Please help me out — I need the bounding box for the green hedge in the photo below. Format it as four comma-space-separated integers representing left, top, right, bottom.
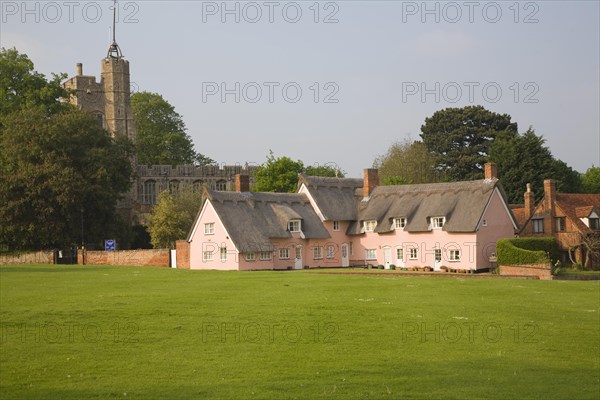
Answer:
497, 237, 558, 266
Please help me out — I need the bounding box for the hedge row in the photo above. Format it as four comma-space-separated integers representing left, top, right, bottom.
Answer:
497, 237, 558, 266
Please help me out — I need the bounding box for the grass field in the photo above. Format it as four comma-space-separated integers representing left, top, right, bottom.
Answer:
1, 265, 599, 399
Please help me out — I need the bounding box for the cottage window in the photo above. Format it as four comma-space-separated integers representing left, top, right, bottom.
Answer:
532, 218, 544, 233
590, 218, 599, 230
279, 248, 290, 259
204, 223, 215, 235
327, 245, 335, 259
203, 251, 213, 262
142, 180, 156, 205
394, 218, 407, 229
431, 217, 445, 229
260, 251, 272, 261
449, 250, 461, 262
245, 253, 256, 261
313, 246, 323, 260
409, 248, 418, 260
365, 249, 377, 260
333, 221, 340, 231
556, 217, 566, 232
364, 220, 377, 232
220, 247, 227, 262
288, 220, 301, 232
396, 247, 404, 261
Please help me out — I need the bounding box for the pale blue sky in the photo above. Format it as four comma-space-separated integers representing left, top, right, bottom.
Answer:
2, 1, 599, 177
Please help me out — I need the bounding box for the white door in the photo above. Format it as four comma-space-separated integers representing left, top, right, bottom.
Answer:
383, 247, 392, 269
341, 244, 349, 267
295, 246, 303, 270
396, 247, 405, 268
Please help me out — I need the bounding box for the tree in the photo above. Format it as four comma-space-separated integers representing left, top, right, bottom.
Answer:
0, 47, 69, 118
374, 139, 439, 185
305, 164, 345, 178
253, 151, 305, 192
581, 166, 600, 194
420, 106, 518, 181
489, 128, 582, 203
131, 91, 213, 165
146, 187, 202, 249
0, 107, 133, 250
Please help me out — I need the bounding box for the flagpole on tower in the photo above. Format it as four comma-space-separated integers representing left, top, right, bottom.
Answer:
107, 0, 123, 58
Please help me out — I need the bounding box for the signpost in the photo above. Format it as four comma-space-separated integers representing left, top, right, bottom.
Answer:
105, 239, 116, 251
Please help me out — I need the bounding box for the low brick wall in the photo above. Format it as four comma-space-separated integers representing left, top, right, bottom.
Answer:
499, 263, 552, 280
0, 251, 55, 265
81, 249, 170, 267
175, 241, 190, 269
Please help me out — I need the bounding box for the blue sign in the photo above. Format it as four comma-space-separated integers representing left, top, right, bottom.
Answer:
105, 239, 116, 251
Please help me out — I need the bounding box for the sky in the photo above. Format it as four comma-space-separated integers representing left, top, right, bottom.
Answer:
1, 0, 599, 178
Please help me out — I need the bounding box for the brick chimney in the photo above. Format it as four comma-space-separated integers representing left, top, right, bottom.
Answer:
235, 174, 250, 193
544, 179, 556, 234
363, 169, 379, 198
524, 183, 535, 220
484, 162, 497, 180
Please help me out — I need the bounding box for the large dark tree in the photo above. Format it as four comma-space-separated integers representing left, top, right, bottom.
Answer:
489, 129, 582, 203
131, 91, 213, 165
0, 108, 133, 250
420, 106, 518, 181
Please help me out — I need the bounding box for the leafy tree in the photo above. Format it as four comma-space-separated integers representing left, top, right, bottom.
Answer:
0, 47, 69, 118
147, 187, 202, 249
489, 128, 581, 203
0, 107, 133, 250
581, 166, 600, 194
420, 105, 518, 181
374, 139, 439, 185
253, 151, 305, 192
305, 164, 345, 178
131, 91, 213, 165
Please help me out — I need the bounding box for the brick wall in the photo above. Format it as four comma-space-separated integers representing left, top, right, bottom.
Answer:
499, 263, 552, 280
175, 241, 190, 269
0, 251, 55, 265
81, 249, 170, 267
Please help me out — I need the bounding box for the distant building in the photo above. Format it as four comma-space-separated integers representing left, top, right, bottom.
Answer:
185, 163, 518, 271
63, 39, 256, 225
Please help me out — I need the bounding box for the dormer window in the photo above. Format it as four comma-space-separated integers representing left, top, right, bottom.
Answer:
431, 217, 445, 229
288, 219, 302, 232
394, 218, 407, 230
590, 218, 599, 230
364, 220, 377, 232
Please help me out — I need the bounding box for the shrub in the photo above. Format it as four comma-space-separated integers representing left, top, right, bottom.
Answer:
497, 237, 558, 266
389, 264, 396, 270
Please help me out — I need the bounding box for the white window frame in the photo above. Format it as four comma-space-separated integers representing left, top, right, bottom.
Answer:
396, 247, 403, 261
220, 247, 227, 262
279, 248, 290, 260
409, 248, 418, 260
204, 223, 215, 235
431, 217, 445, 229
532, 218, 544, 233
449, 249, 461, 262
245, 253, 256, 261
394, 218, 407, 230
326, 245, 335, 259
288, 220, 301, 232
260, 251, 272, 261
203, 250, 213, 262
333, 221, 340, 231
364, 220, 377, 232
313, 246, 323, 260
365, 249, 377, 260
434, 248, 442, 262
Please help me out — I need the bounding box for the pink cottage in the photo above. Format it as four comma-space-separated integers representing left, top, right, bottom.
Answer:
186, 163, 517, 271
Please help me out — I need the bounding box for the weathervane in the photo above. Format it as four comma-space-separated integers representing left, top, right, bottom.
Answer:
107, 0, 123, 59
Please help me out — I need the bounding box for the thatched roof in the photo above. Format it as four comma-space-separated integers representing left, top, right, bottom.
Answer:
347, 179, 505, 234
298, 174, 364, 221
200, 189, 330, 253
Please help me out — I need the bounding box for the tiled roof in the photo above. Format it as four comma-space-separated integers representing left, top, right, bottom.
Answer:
555, 194, 600, 233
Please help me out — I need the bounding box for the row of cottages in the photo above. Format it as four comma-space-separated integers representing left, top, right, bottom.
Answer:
187, 163, 518, 271
512, 180, 600, 267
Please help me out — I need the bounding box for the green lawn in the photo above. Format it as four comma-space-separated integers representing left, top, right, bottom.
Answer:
1, 265, 598, 399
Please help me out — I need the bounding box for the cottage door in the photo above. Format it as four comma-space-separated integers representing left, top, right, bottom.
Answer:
383, 247, 392, 269
295, 245, 303, 270
341, 244, 349, 267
